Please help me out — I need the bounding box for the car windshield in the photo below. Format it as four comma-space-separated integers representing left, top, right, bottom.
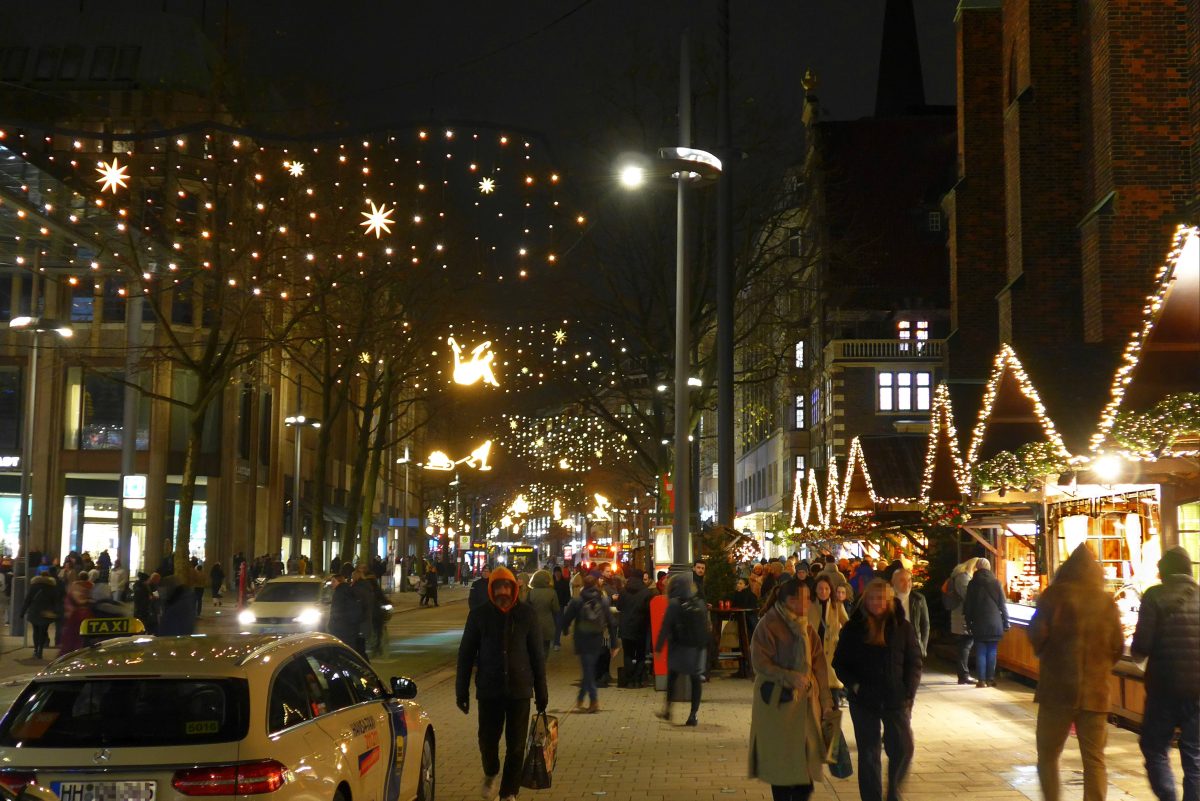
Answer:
0, 678, 249, 748
255, 582, 321, 603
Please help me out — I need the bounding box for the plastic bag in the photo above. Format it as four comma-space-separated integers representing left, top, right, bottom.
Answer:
520, 712, 559, 790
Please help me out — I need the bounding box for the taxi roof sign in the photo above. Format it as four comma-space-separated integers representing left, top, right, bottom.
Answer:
81, 617, 145, 637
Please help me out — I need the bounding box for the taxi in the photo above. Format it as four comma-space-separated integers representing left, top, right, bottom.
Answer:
0, 633, 435, 801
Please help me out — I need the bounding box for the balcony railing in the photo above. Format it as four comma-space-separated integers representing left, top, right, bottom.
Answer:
825, 338, 945, 361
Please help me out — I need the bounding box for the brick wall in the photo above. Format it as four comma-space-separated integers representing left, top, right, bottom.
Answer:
947, 3, 1006, 379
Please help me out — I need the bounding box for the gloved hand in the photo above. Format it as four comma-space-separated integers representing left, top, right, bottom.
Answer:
536, 699, 547, 715
456, 697, 470, 715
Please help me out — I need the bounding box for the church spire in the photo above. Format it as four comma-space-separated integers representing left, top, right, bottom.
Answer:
875, 0, 926, 117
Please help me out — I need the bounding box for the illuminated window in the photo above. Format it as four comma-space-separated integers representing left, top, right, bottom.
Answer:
810, 388, 819, 427
794, 340, 805, 369
794, 394, 806, 430
795, 455, 806, 474
878, 371, 932, 412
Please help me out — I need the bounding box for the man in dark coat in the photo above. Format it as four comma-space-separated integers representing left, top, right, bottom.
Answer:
615, 572, 651, 687
654, 575, 707, 726
963, 558, 1008, 687
351, 569, 376, 659
456, 566, 547, 801
327, 565, 363, 652
469, 565, 493, 611
1131, 545, 1199, 801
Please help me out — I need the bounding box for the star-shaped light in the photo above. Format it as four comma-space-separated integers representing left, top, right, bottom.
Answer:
509, 419, 519, 430
360, 201, 395, 238
285, 160, 305, 177
96, 159, 129, 193
479, 177, 496, 194
553, 329, 566, 345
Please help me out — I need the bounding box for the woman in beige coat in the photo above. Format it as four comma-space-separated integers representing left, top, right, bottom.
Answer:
750, 579, 834, 801
808, 574, 850, 702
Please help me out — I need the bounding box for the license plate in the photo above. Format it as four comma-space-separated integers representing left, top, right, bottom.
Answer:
51, 781, 156, 801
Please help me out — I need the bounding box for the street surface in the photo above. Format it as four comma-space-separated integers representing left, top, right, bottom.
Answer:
0, 587, 1174, 801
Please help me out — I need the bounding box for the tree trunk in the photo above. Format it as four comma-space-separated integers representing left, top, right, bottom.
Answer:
174, 408, 207, 577
339, 402, 374, 560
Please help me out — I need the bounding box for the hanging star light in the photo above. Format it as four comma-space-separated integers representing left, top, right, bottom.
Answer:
285, 160, 305, 177
553, 329, 566, 345
479, 177, 496, 194
360, 200, 395, 238
95, 158, 129, 193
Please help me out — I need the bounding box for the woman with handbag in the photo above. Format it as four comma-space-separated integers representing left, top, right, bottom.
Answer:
749, 579, 835, 801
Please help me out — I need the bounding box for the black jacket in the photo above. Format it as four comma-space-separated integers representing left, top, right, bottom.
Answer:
963, 568, 1009, 642
1131, 574, 1199, 700
615, 577, 650, 641
327, 582, 363, 645
456, 600, 548, 707
21, 575, 59, 623
554, 574, 572, 607
832, 605, 922, 711
468, 576, 490, 610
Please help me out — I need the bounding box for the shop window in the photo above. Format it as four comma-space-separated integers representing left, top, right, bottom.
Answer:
65, 368, 149, 450
878, 371, 932, 412
0, 368, 19, 451
71, 283, 95, 322
1179, 502, 1200, 580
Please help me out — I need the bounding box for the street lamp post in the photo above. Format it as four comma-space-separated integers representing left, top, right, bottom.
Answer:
8, 316, 72, 638
396, 447, 412, 589
284, 415, 320, 565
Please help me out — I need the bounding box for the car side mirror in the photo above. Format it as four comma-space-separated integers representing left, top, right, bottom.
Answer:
391, 676, 417, 699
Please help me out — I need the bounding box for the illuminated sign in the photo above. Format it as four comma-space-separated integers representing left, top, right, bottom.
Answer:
448, 337, 500, 387
122, 474, 148, 511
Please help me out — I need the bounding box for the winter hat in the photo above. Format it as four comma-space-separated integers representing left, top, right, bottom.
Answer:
1159, 546, 1193, 578
487, 566, 518, 609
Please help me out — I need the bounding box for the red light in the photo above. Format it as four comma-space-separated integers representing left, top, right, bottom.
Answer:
173, 761, 286, 796
0, 771, 35, 794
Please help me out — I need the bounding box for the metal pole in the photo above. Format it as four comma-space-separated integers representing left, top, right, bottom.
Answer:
671, 30, 693, 573
403, 453, 410, 586
715, 0, 736, 530
10, 332, 39, 638
118, 284, 143, 574
291, 425, 302, 565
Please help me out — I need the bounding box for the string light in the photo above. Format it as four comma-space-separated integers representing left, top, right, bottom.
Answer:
965, 344, 1071, 469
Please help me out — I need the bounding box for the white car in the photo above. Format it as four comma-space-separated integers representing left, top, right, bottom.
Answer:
0, 633, 435, 801
238, 576, 333, 634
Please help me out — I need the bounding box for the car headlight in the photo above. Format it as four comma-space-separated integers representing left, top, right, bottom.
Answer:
382, 604, 393, 612
294, 607, 321, 627
238, 609, 257, 626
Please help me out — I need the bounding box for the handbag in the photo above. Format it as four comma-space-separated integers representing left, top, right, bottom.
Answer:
520, 712, 559, 790
822, 709, 853, 779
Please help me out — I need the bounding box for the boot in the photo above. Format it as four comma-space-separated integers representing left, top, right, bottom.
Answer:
587, 700, 600, 714
655, 703, 671, 722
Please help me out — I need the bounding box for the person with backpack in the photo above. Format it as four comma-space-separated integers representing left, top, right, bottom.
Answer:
654, 573, 709, 726
943, 557, 979, 684
616, 570, 652, 687
562, 574, 618, 712
963, 558, 1008, 688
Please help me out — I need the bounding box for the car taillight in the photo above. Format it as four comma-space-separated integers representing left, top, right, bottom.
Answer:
173, 760, 286, 796
0, 770, 35, 793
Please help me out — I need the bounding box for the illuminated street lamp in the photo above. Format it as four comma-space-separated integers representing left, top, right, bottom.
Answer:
8, 317, 72, 637
284, 415, 321, 559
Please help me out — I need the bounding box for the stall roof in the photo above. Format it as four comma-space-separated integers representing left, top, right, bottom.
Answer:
965, 344, 1073, 466
858, 434, 926, 502
921, 383, 969, 502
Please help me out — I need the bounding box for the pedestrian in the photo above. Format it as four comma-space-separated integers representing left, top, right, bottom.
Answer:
835, 583, 853, 616
526, 569, 560, 656
455, 566, 548, 801
691, 560, 707, 600
469, 565, 493, 611
654, 574, 708, 726
553, 565, 572, 650
750, 578, 835, 801
749, 563, 765, 598
1130, 545, 1199, 801
849, 558, 876, 597
945, 556, 979, 684
1027, 544, 1124, 801
616, 570, 652, 687
891, 569, 930, 657
22, 569, 60, 659
363, 571, 390, 657
730, 577, 759, 622
761, 561, 782, 600
808, 574, 849, 705
351, 568, 376, 659
327, 564, 364, 652
210, 561, 225, 607
158, 574, 198, 636
59, 579, 94, 656
963, 558, 1008, 687
655, 569, 668, 595
561, 574, 618, 712
832, 578, 922, 801
132, 572, 158, 633
109, 559, 129, 603
421, 561, 440, 607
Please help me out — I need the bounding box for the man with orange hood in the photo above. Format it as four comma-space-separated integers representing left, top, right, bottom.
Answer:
456, 565, 548, 801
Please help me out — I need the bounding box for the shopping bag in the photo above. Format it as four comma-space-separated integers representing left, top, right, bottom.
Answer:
520, 712, 559, 790
830, 733, 853, 779
822, 709, 853, 779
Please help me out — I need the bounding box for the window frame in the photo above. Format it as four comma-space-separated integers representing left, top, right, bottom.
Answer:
876, 370, 933, 413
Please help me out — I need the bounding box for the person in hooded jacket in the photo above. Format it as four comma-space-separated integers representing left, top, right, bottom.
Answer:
526, 569, 560, 656
456, 566, 548, 801
1027, 544, 1124, 801
22, 570, 61, 659
832, 578, 922, 801
654, 574, 707, 726
946, 557, 979, 684
1130, 545, 1199, 801
469, 565, 493, 611
562, 574, 619, 712
616, 571, 652, 687
327, 564, 364, 651
963, 558, 1008, 687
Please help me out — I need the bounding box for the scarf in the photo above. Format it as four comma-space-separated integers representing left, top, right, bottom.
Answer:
774, 601, 811, 676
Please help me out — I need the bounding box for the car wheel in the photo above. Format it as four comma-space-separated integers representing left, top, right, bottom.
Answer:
332, 788, 348, 801
417, 734, 435, 801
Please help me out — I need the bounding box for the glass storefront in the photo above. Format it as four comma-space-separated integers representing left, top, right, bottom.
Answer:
1001, 522, 1041, 607
60, 497, 147, 575
1179, 501, 1200, 579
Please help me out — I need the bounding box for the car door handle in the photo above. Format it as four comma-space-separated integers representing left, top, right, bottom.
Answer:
340, 730, 351, 739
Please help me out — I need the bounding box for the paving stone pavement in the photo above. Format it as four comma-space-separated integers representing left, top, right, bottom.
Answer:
415, 636, 1171, 801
